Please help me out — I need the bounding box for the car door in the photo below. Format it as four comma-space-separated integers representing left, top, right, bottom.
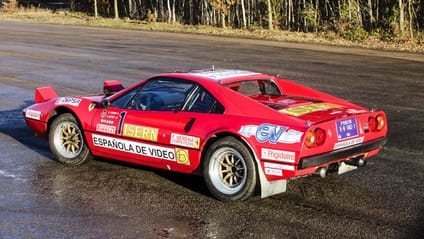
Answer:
90, 77, 201, 165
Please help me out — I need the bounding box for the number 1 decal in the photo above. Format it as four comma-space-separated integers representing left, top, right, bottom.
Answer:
117, 111, 127, 135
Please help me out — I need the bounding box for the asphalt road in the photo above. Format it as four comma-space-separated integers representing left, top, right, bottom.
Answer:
0, 21, 423, 239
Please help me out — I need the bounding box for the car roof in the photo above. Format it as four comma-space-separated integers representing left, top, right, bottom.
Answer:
156, 69, 273, 85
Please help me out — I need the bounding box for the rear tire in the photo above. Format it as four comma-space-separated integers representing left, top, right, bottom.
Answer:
203, 136, 257, 202
49, 113, 92, 166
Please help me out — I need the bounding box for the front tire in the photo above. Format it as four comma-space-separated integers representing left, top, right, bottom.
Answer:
203, 136, 257, 202
49, 113, 92, 166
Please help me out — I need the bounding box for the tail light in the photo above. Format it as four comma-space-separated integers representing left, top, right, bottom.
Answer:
368, 117, 378, 132
376, 115, 385, 131
369, 114, 385, 132
305, 128, 326, 148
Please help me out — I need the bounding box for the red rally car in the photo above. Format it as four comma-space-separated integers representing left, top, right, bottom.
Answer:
23, 69, 387, 201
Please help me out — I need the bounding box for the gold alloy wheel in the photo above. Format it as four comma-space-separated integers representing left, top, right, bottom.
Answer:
209, 147, 247, 195
53, 122, 83, 158
61, 123, 81, 154
220, 153, 245, 188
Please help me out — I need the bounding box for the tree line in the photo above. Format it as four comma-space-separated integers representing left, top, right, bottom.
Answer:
12, 0, 424, 41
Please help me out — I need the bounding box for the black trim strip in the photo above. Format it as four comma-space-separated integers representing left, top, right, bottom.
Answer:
298, 137, 387, 169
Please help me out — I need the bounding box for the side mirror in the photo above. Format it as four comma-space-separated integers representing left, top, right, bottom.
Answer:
103, 80, 124, 97
101, 98, 111, 108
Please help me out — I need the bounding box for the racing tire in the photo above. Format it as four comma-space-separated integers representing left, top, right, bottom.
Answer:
203, 136, 257, 202
49, 113, 93, 166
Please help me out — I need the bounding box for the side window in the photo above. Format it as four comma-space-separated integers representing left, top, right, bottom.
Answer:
118, 77, 195, 111
110, 88, 138, 108
259, 80, 281, 96
184, 86, 224, 114
226, 79, 281, 96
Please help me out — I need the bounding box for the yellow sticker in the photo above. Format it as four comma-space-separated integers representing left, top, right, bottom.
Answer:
123, 124, 158, 141
176, 148, 190, 165
88, 103, 96, 112
279, 103, 341, 116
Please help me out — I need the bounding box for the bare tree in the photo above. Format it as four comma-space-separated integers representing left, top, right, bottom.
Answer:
267, 0, 273, 30
114, 0, 119, 19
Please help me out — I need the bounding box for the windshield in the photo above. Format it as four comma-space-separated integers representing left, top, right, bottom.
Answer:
225, 79, 281, 97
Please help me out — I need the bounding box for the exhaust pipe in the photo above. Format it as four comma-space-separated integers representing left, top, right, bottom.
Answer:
317, 167, 327, 178
345, 157, 366, 167
316, 163, 340, 178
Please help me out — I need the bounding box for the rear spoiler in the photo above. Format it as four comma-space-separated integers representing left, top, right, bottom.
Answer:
103, 80, 124, 96
35, 86, 58, 103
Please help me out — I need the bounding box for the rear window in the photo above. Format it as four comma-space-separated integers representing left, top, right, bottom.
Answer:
225, 79, 281, 96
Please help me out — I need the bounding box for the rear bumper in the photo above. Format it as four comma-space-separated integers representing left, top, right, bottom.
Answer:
298, 137, 387, 169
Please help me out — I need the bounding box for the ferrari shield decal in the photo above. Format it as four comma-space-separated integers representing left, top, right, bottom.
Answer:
239, 124, 303, 144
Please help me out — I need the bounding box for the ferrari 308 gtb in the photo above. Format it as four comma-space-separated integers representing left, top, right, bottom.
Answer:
23, 69, 387, 201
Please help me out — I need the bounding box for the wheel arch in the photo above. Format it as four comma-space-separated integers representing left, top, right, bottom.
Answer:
201, 131, 288, 199
47, 107, 76, 133
200, 131, 262, 196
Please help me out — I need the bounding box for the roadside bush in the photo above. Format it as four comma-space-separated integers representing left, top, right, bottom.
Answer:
1, 0, 17, 12
340, 23, 369, 42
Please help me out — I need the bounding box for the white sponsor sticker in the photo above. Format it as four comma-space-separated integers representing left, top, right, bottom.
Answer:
261, 148, 296, 163
264, 162, 295, 171
334, 136, 364, 150
92, 134, 176, 161
191, 70, 260, 80
55, 97, 82, 106
25, 110, 41, 120
264, 168, 283, 176
170, 133, 200, 149
96, 124, 116, 134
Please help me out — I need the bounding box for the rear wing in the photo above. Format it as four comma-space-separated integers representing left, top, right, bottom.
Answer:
35, 86, 58, 103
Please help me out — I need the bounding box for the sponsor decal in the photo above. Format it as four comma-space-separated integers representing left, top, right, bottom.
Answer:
88, 103, 96, 112
278, 99, 296, 105
101, 110, 120, 120
176, 148, 190, 165
191, 70, 259, 80
264, 168, 283, 176
261, 148, 296, 163
117, 112, 127, 135
334, 136, 364, 150
239, 124, 303, 144
123, 124, 158, 141
25, 109, 41, 120
92, 134, 175, 161
170, 133, 200, 149
55, 97, 81, 107
96, 124, 116, 134
346, 108, 368, 114
264, 162, 295, 171
101, 119, 114, 125
279, 103, 341, 117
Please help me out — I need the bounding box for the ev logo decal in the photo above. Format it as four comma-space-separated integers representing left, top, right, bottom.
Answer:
239, 124, 303, 144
